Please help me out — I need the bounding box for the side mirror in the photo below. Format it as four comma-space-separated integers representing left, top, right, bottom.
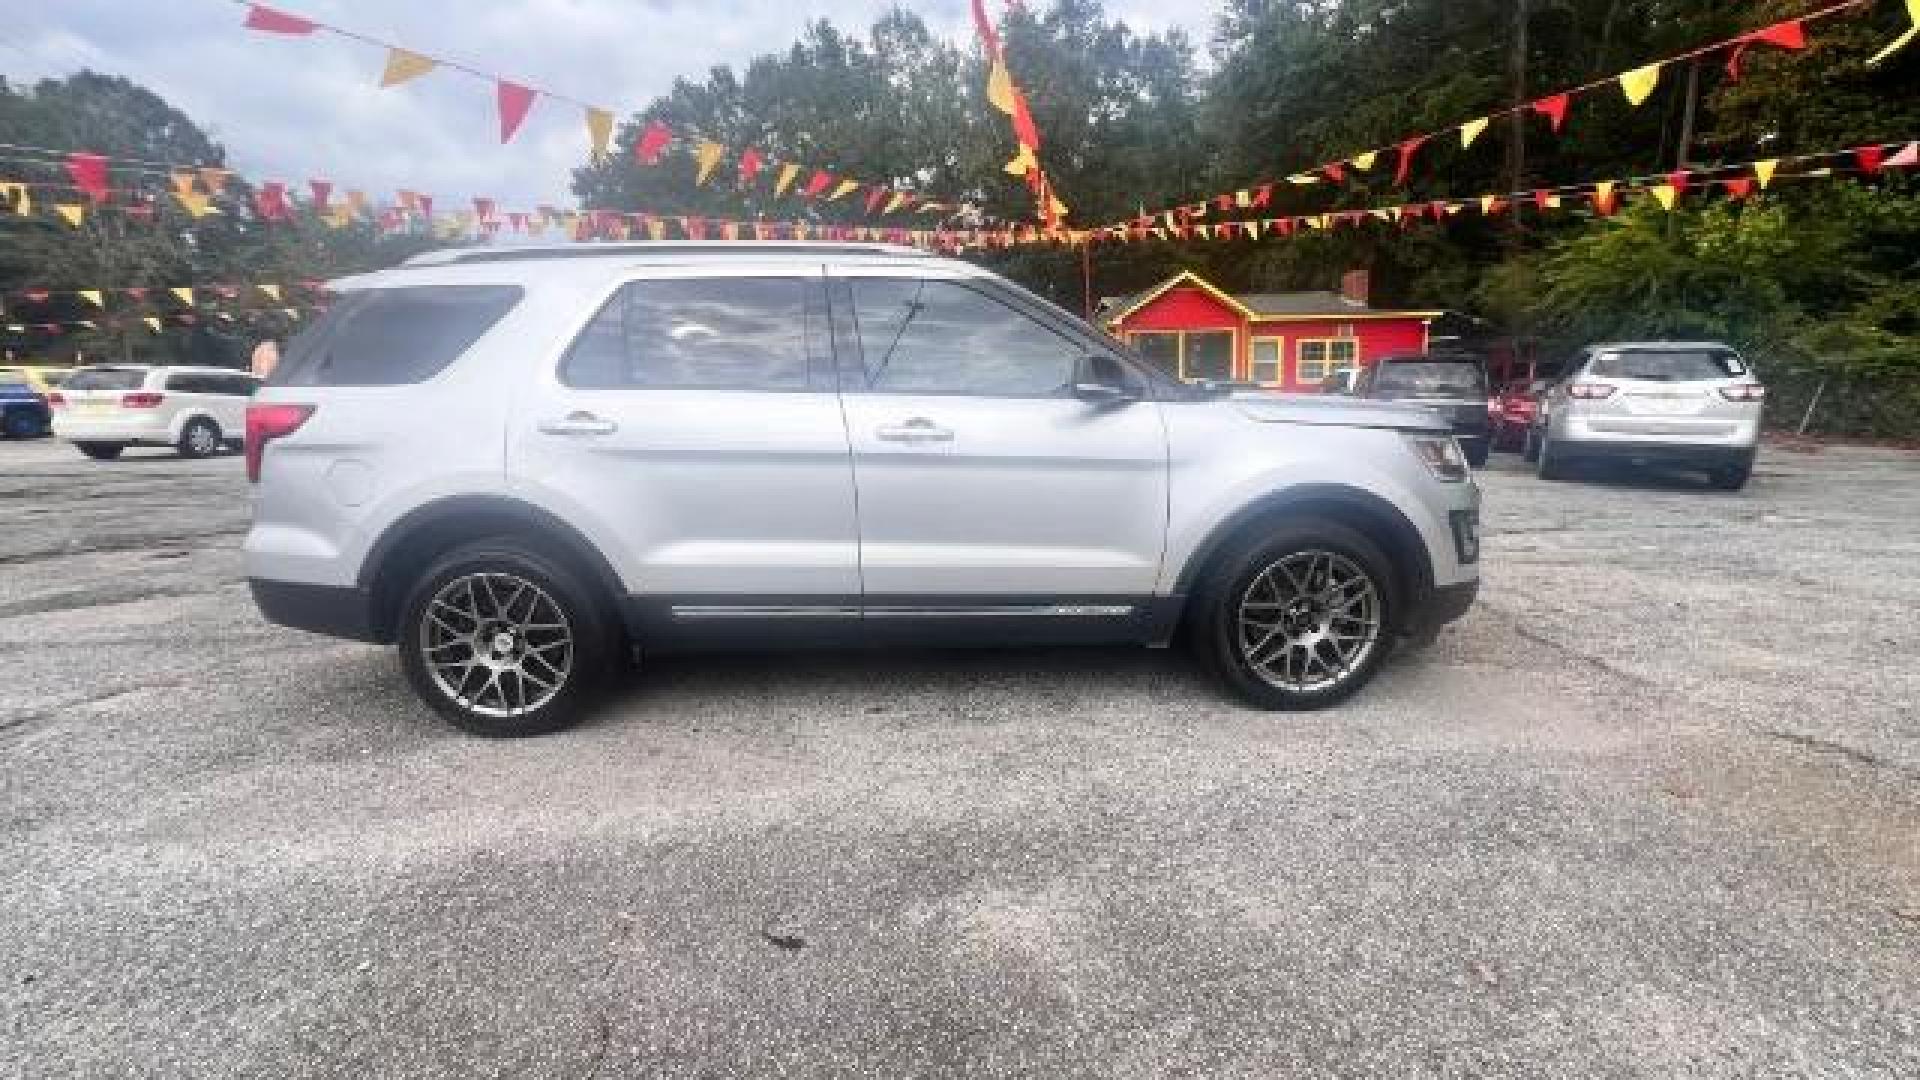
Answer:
1071, 354, 1137, 405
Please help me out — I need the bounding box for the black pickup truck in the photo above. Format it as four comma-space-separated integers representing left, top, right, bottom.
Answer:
1348, 352, 1492, 467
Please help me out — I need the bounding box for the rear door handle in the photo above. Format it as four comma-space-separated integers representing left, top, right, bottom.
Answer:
875, 417, 953, 444
539, 412, 618, 437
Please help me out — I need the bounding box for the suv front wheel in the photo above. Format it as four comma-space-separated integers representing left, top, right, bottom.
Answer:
1194, 519, 1396, 710
398, 541, 614, 737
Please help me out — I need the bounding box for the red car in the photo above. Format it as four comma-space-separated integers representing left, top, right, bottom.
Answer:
1490, 379, 1551, 451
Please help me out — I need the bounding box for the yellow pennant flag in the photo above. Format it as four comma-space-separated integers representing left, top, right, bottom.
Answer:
171, 171, 197, 199
143, 317, 161, 334
645, 218, 666, 241
346, 189, 368, 213
1350, 151, 1377, 172
56, 203, 84, 228
1287, 173, 1318, 185
176, 189, 212, 217
1004, 144, 1038, 176
380, 48, 438, 88
1371, 208, 1394, 222
324, 206, 352, 229
79, 290, 103, 308
773, 162, 800, 197
259, 284, 282, 302
1460, 117, 1490, 148
1235, 190, 1252, 208
1754, 159, 1779, 189
1651, 184, 1679, 211
793, 221, 811, 241
1048, 195, 1069, 220
986, 58, 1017, 115
585, 108, 614, 162
171, 287, 194, 306
829, 179, 860, 201
1619, 63, 1662, 107
1869, 0, 1919, 65
1540, 194, 1563, 210
883, 191, 908, 215
694, 141, 725, 185
719, 221, 738, 241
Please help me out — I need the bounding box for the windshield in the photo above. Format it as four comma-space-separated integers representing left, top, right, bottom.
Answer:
64, 367, 147, 391
1374, 361, 1486, 398
1590, 349, 1746, 382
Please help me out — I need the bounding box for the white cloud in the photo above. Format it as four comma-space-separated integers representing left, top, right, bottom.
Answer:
6, 0, 1210, 208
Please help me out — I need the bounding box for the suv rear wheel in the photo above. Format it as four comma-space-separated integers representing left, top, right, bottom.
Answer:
1194, 519, 1396, 710
397, 541, 614, 737
178, 417, 222, 459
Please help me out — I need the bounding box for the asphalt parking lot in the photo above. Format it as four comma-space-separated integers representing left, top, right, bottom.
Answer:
3, 436, 1917, 1079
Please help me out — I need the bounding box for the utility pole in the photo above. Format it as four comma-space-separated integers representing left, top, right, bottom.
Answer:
1675, 58, 1702, 171
1080, 240, 1093, 323
1505, 0, 1530, 215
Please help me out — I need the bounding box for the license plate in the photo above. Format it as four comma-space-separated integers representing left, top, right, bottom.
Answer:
78, 398, 115, 415
1631, 395, 1697, 415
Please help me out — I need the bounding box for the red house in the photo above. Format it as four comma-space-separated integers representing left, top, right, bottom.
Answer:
1100, 271, 1443, 391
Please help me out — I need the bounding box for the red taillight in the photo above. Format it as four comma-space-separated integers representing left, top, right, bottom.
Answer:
1718, 384, 1766, 402
1567, 384, 1617, 400
47, 392, 66, 409
121, 391, 165, 408
244, 403, 315, 483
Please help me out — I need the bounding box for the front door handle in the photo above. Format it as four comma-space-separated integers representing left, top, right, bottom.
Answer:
875, 417, 953, 444
539, 411, 618, 437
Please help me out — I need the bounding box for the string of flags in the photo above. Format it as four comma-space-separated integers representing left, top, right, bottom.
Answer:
2, 282, 324, 312
1051, 139, 1918, 248
970, 0, 1067, 226
1115, 0, 1911, 232
237, 1, 958, 219
3, 304, 323, 339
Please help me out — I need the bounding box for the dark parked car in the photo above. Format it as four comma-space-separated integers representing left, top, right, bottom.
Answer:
0, 379, 52, 439
1349, 352, 1492, 466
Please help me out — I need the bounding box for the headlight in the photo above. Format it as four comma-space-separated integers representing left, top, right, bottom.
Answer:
1404, 433, 1470, 482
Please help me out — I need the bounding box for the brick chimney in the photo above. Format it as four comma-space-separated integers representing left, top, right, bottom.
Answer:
1340, 269, 1371, 308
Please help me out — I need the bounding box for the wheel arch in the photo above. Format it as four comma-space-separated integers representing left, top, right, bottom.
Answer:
1173, 484, 1436, 628
359, 495, 628, 643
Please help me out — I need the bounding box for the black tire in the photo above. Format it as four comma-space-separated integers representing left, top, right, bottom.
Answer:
178, 417, 222, 459
397, 540, 616, 737
1192, 518, 1398, 711
1709, 457, 1754, 491
76, 442, 124, 460
1521, 426, 1541, 463
1535, 430, 1568, 481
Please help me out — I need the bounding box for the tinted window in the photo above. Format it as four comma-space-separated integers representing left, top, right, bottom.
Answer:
562, 278, 810, 390
1373, 361, 1487, 398
852, 279, 1079, 396
272, 285, 522, 387
1590, 349, 1745, 381
65, 367, 147, 391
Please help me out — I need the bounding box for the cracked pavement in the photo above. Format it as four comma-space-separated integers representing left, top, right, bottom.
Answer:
2, 437, 1917, 1078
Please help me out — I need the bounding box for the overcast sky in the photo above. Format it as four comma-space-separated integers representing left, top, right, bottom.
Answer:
4, 1, 1213, 210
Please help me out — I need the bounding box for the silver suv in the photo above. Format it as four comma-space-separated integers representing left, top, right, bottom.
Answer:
1526, 341, 1764, 490
244, 243, 1480, 736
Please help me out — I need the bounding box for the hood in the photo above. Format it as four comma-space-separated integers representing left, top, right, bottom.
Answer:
1231, 390, 1451, 432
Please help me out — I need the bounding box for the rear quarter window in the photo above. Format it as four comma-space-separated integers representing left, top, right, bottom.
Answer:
271, 285, 523, 387
1590, 350, 1746, 381
64, 368, 148, 392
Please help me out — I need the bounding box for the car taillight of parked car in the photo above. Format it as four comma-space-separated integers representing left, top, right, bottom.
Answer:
1718, 384, 1767, 402
245, 403, 315, 483
47, 392, 66, 409
121, 391, 165, 408
1567, 384, 1617, 400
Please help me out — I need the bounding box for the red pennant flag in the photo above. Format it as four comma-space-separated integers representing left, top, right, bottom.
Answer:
254, 181, 289, 221
1323, 162, 1346, 184
1886, 142, 1920, 169
507, 211, 527, 233
682, 217, 707, 240
243, 4, 319, 35
738, 147, 764, 186
23, 290, 50, 304
473, 196, 495, 221
1668, 170, 1691, 196
1530, 93, 1570, 133
1250, 185, 1273, 209
497, 81, 537, 143
1215, 193, 1234, 212
308, 179, 332, 209
1855, 145, 1886, 174
1726, 20, 1807, 82
1722, 177, 1755, 200
1591, 187, 1620, 216
66, 153, 109, 203
1394, 136, 1427, 186
866, 187, 888, 215
417, 194, 433, 218
125, 287, 148, 301
636, 121, 673, 165
804, 171, 833, 198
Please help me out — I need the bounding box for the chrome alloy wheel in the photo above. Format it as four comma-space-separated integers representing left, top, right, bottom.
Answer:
186, 423, 219, 456
1235, 550, 1383, 692
420, 572, 573, 717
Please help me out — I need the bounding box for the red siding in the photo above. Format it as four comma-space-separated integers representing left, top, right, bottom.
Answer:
1120, 286, 1242, 331
1248, 318, 1430, 390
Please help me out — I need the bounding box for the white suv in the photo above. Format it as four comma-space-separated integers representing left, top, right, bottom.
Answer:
52, 364, 261, 460
1526, 342, 1764, 490
244, 243, 1481, 736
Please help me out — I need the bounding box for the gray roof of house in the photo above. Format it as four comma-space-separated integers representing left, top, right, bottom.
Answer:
1099, 283, 1430, 321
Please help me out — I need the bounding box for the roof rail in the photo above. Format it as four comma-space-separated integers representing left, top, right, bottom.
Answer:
403, 241, 934, 267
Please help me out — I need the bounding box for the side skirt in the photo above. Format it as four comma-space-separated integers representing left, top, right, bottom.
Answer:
626, 595, 1185, 653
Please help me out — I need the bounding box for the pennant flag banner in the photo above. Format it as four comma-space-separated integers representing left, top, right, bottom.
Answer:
496, 81, 537, 143
970, 0, 1066, 225
585, 108, 615, 162
1106, 2, 1871, 232
380, 47, 437, 87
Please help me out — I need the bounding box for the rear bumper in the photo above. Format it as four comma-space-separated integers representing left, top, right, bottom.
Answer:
1554, 440, 1756, 467
54, 415, 173, 444
249, 578, 385, 643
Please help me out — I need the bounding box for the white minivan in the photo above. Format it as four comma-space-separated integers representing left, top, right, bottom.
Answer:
52, 364, 261, 460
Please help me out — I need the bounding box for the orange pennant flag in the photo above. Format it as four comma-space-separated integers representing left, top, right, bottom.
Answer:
773, 162, 800, 198
380, 48, 437, 87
